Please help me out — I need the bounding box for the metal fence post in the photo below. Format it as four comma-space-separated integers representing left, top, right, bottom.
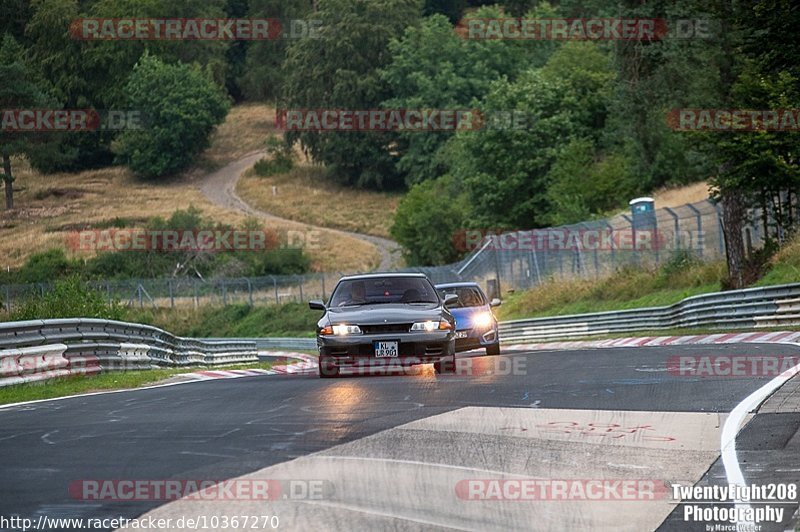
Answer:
663, 207, 680, 252
246, 278, 253, 306
686, 203, 704, 257
272, 276, 278, 304
168, 279, 174, 308
712, 201, 726, 257
298, 276, 304, 303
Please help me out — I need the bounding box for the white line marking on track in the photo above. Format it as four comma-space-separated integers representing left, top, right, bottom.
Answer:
721, 358, 800, 529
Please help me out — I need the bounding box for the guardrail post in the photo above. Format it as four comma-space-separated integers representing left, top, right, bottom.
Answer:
193, 279, 199, 310
272, 276, 278, 304
299, 277, 304, 303
4, 285, 10, 312
321, 273, 326, 300
168, 279, 174, 308
246, 278, 253, 306
222, 280, 228, 306
137, 284, 143, 309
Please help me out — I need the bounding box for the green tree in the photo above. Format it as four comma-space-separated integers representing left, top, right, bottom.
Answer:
239, 0, 316, 101
115, 54, 230, 178
281, 0, 422, 190
447, 42, 615, 228
381, 6, 557, 185
391, 174, 471, 265
0, 33, 57, 209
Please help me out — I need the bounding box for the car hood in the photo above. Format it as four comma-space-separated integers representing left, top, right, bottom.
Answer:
325, 303, 442, 325
449, 306, 491, 329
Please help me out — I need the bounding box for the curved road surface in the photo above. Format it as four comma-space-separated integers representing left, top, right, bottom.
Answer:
2, 343, 800, 530
198, 152, 402, 271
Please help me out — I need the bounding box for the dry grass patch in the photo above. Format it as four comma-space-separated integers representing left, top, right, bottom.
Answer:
237, 159, 401, 238
196, 103, 276, 170
652, 181, 710, 208
0, 157, 378, 272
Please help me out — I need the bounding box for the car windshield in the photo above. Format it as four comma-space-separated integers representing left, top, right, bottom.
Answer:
437, 286, 486, 308
329, 277, 439, 307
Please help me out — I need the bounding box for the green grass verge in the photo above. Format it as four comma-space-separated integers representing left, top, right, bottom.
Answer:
0, 360, 273, 406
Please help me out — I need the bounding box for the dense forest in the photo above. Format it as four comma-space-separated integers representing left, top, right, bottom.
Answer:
1, 0, 798, 284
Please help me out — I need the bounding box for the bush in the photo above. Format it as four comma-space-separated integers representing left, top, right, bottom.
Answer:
253, 137, 295, 177
11, 276, 125, 321
15, 249, 76, 284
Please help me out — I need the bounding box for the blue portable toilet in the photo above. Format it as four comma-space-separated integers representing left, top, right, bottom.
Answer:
630, 197, 657, 231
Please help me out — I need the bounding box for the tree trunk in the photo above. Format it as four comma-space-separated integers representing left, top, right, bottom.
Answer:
2, 149, 13, 211
721, 189, 747, 289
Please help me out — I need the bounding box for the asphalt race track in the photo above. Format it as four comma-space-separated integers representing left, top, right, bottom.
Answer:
2, 343, 800, 531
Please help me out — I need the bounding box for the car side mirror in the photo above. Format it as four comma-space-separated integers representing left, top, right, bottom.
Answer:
444, 294, 459, 306
490, 298, 502, 307
309, 300, 326, 311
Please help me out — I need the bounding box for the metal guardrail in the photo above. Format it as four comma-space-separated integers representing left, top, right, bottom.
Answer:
0, 318, 258, 387
3, 283, 799, 386
222, 283, 800, 350
498, 283, 800, 343
202, 337, 317, 351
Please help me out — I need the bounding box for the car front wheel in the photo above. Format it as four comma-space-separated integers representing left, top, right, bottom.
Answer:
318, 356, 340, 378
434, 343, 456, 374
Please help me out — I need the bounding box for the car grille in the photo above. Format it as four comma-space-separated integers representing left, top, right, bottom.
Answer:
359, 323, 413, 334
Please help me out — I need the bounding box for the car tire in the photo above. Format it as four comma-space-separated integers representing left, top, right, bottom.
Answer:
434, 342, 456, 374
486, 342, 500, 356
318, 356, 339, 378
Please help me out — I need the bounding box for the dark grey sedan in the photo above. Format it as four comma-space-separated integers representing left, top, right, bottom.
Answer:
309, 273, 457, 377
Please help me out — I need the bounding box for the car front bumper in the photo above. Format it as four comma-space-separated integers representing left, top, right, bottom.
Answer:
454, 327, 499, 352
317, 331, 454, 368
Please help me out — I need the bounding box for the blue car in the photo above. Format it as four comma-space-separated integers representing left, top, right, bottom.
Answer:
435, 282, 501, 356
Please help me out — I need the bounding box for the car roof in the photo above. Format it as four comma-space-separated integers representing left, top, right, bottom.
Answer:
435, 282, 482, 289
338, 272, 428, 282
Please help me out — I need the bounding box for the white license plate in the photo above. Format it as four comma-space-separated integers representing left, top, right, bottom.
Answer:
455, 331, 468, 339
374, 340, 398, 357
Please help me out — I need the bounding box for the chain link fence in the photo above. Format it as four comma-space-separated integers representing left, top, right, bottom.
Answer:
0, 198, 781, 312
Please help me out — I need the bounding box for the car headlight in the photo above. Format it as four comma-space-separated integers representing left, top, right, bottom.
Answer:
330, 324, 361, 335
411, 320, 452, 332
473, 312, 494, 329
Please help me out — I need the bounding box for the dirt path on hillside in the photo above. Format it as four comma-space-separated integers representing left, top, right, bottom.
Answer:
198, 151, 402, 271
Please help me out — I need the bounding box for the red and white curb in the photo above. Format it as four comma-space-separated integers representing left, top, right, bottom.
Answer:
503, 330, 800, 352
178, 353, 318, 381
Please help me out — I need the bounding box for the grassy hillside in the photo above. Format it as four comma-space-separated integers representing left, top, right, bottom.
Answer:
497, 237, 800, 321
0, 104, 378, 273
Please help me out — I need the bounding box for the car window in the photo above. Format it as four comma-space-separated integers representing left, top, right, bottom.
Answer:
436, 286, 486, 308
330, 277, 439, 306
